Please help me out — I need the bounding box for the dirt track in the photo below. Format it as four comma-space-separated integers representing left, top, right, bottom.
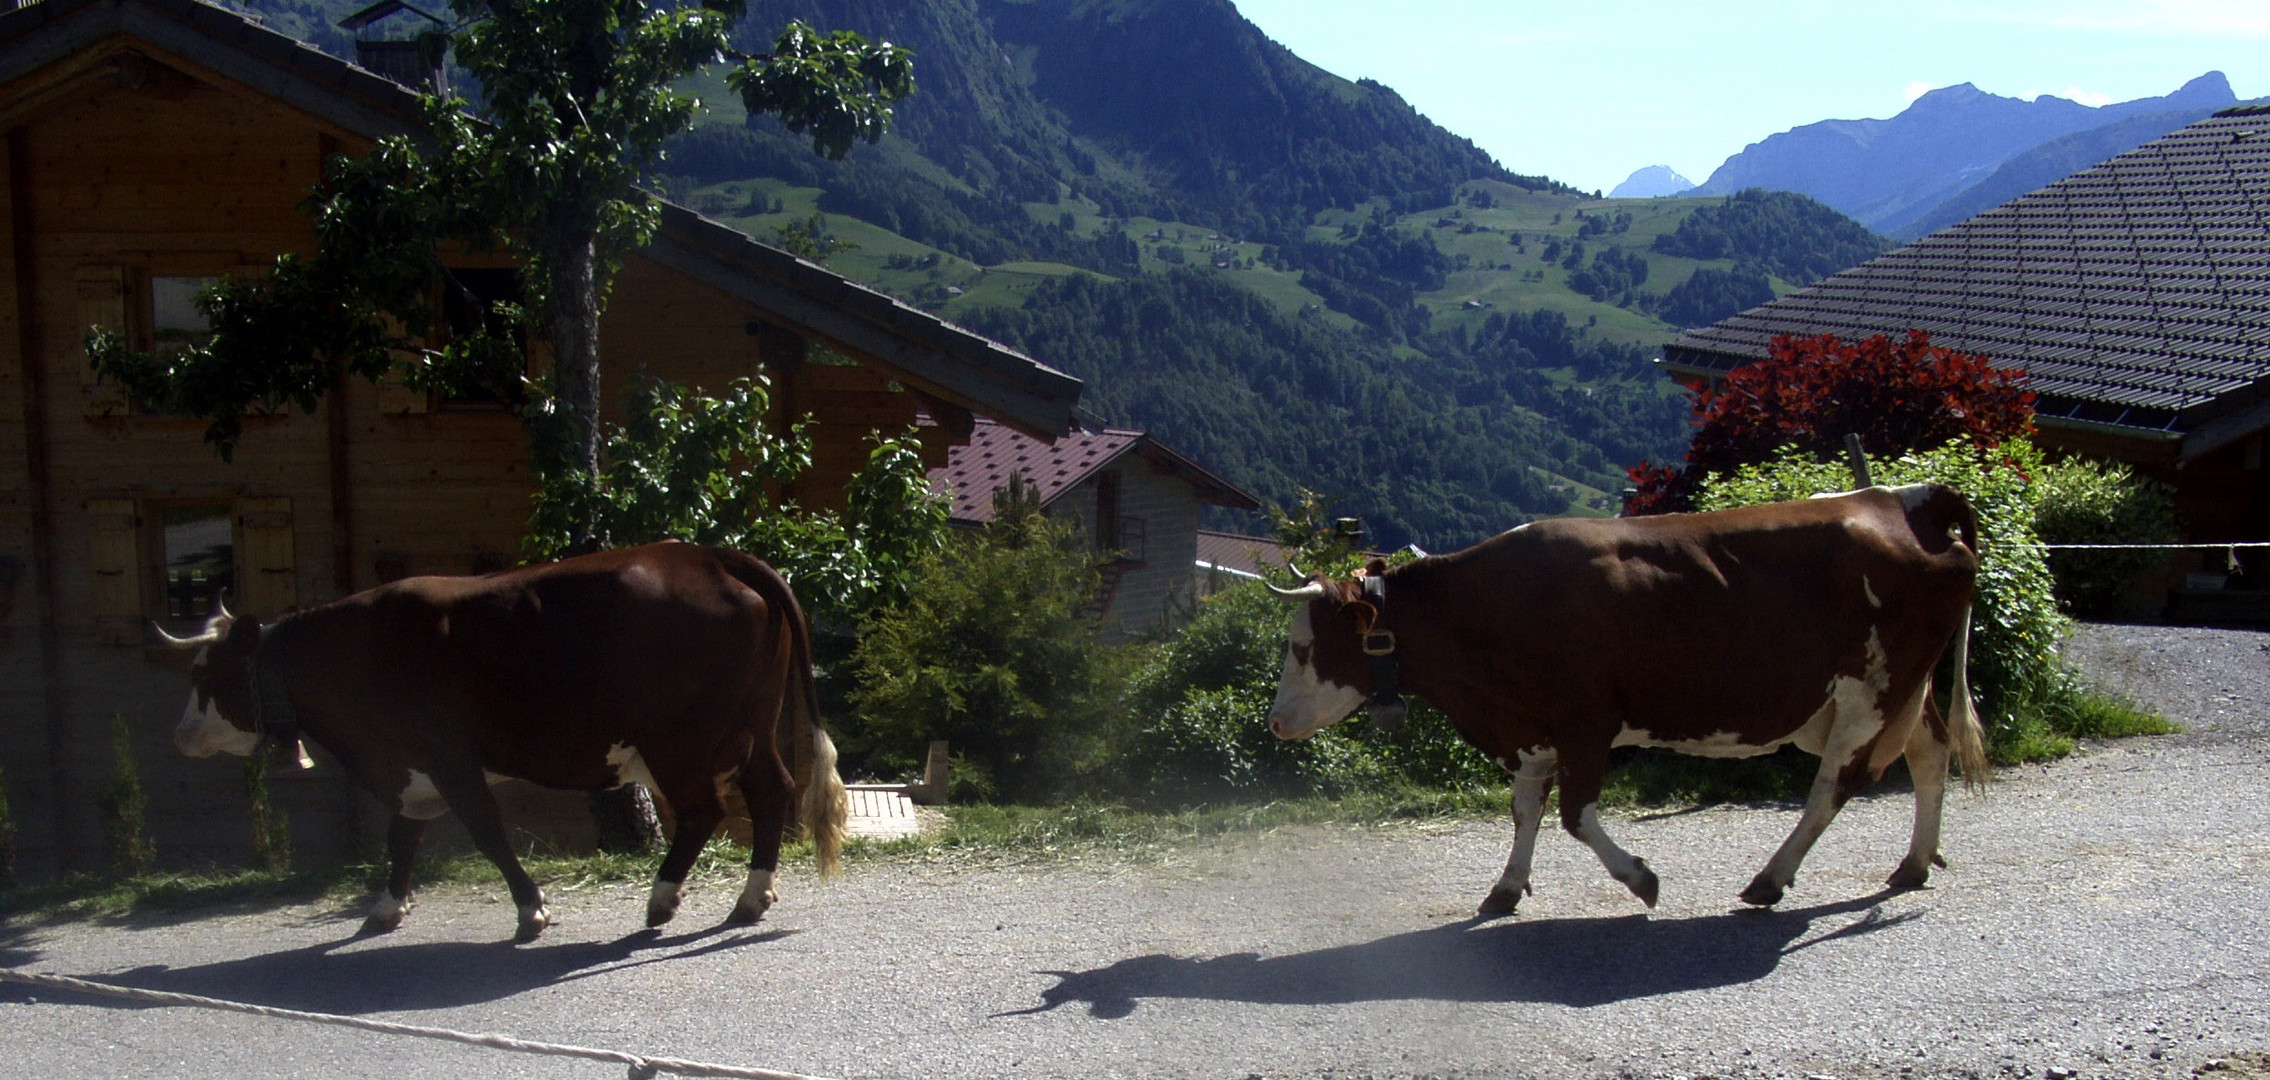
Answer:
3, 622, 2266, 1080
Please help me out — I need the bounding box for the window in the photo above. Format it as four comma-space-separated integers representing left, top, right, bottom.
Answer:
148, 276, 218, 358
85, 496, 296, 644
159, 505, 234, 623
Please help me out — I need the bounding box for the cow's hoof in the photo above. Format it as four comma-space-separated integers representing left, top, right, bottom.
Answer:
1738, 873, 1785, 907
646, 881, 686, 928
1627, 859, 1660, 909
1887, 856, 1931, 890
515, 904, 552, 943
1477, 885, 1525, 917
361, 894, 409, 935
725, 900, 769, 926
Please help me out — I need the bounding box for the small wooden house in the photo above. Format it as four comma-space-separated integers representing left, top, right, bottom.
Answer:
931, 419, 1259, 642
0, 0, 1082, 876
1660, 105, 2270, 610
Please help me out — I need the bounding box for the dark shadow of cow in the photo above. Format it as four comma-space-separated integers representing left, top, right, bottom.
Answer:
0, 921, 789, 1013
1014, 892, 1926, 1018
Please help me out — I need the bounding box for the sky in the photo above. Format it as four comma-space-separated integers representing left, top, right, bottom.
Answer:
1229, 0, 2270, 196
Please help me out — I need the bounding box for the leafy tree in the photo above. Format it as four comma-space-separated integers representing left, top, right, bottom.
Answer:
1654, 264, 1776, 327
1651, 188, 1888, 285
844, 484, 1130, 802
1626, 331, 2036, 514
90, 0, 913, 550
524, 377, 948, 624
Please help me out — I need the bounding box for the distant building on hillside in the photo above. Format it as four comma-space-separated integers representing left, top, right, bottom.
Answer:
931, 420, 1259, 642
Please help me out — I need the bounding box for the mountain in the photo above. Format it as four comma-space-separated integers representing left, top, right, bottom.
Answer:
236, 0, 1897, 548
1610, 166, 1695, 198
1890, 103, 2245, 240
1693, 72, 2237, 235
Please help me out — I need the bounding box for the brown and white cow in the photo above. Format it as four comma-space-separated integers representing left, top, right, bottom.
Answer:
162, 541, 848, 942
1267, 484, 1988, 913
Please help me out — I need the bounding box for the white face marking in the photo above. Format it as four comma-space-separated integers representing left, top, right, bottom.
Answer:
1265, 606, 1367, 740
397, 770, 450, 820
173, 663, 260, 760
606, 743, 659, 794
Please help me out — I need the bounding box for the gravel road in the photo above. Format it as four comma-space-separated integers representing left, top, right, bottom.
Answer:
4, 622, 2267, 1080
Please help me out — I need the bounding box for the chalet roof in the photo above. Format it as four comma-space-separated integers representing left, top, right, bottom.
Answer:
0, 0, 1082, 439
1662, 105, 2270, 460
1195, 529, 1291, 579
932, 418, 1259, 524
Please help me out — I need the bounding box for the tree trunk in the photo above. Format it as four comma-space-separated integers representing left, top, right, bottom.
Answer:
544, 227, 605, 553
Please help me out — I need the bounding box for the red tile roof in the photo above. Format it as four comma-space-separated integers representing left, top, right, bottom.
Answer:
932, 418, 1258, 523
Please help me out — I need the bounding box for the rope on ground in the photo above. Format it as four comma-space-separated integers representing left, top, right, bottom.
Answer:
0, 966, 834, 1080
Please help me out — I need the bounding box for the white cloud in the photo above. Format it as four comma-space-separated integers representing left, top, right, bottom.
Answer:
1903, 81, 1936, 102
2021, 86, 2116, 106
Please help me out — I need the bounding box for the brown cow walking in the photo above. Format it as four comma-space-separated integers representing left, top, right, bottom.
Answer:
1267, 484, 1988, 913
163, 542, 848, 942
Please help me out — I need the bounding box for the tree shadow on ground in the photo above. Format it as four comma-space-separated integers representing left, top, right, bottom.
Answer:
1014, 891, 1925, 1018
0, 918, 790, 1013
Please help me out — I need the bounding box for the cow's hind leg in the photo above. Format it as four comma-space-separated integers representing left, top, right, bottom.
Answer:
1888, 695, 1953, 890
1557, 751, 1659, 908
1742, 700, 1890, 906
647, 779, 727, 929
430, 770, 551, 941
362, 814, 428, 935
1480, 748, 1556, 916
728, 750, 794, 925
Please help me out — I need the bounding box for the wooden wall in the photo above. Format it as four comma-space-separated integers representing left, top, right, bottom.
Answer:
0, 44, 960, 878
1049, 453, 1205, 644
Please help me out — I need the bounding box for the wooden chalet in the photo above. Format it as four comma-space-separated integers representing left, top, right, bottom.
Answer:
1661, 105, 2270, 601
930, 419, 1259, 643
0, 0, 1083, 877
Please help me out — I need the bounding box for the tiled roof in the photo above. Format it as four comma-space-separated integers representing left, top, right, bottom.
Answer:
1663, 105, 2270, 448
932, 419, 1258, 523
1195, 530, 1291, 578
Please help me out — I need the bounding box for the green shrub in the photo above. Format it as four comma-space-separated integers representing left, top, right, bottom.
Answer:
1121, 581, 1498, 803
100, 716, 155, 877
845, 499, 1134, 803
0, 759, 16, 887
2029, 457, 2179, 616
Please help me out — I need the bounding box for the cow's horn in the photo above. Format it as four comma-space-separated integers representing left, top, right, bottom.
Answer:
151, 619, 221, 649
1267, 580, 1329, 601
215, 592, 236, 622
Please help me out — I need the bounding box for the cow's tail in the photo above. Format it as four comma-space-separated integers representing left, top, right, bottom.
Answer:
1939, 483, 1990, 792
1946, 604, 1991, 793
788, 612, 848, 879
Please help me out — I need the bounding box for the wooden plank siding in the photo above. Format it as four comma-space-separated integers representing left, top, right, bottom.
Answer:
0, 33, 1005, 877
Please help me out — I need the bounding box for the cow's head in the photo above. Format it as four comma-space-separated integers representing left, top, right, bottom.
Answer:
1264, 562, 1388, 740
155, 602, 264, 759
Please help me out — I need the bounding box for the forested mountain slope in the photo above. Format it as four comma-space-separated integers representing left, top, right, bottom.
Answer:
238, 0, 1892, 549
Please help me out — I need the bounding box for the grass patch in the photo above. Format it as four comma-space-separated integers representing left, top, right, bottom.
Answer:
0, 865, 368, 924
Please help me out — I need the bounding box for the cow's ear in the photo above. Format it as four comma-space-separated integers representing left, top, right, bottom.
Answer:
1364, 557, 1389, 578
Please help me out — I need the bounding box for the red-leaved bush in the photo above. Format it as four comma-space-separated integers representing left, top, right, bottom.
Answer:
1626, 331, 2035, 515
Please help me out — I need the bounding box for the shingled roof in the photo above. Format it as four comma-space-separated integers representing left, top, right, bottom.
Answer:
1662, 105, 2270, 459
0, 0, 1082, 438
933, 419, 1258, 524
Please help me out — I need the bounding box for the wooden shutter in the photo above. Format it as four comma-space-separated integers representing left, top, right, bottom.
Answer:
235, 497, 297, 615
76, 264, 129, 417
86, 497, 144, 644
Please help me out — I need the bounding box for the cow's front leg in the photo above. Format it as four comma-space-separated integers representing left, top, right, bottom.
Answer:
363, 814, 428, 934
1480, 748, 1556, 916
648, 785, 725, 929
1557, 753, 1659, 908
431, 769, 550, 941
